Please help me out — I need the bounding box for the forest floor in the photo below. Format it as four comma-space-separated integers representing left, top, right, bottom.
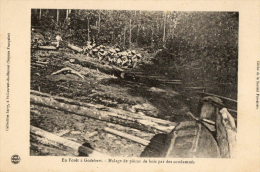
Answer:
30, 47, 237, 157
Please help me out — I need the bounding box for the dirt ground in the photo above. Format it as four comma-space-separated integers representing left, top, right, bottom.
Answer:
30, 48, 237, 157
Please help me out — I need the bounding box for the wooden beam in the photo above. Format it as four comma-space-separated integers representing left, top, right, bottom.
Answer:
103, 127, 150, 146
30, 93, 176, 133
37, 45, 57, 50
67, 44, 83, 53
196, 91, 237, 103
31, 125, 106, 157
31, 90, 176, 127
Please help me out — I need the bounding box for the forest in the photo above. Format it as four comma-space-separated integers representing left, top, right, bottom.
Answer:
30, 9, 238, 157
32, 9, 238, 96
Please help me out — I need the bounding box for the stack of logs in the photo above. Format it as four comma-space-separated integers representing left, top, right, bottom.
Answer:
31, 90, 237, 157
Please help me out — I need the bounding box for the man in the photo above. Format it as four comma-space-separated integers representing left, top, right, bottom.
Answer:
55, 33, 63, 48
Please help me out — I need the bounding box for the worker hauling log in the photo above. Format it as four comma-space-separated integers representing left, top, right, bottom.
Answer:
140, 96, 237, 158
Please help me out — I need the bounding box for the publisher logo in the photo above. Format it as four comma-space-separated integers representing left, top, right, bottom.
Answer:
11, 155, 21, 164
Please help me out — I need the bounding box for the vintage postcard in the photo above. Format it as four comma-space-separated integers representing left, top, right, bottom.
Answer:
0, 0, 260, 172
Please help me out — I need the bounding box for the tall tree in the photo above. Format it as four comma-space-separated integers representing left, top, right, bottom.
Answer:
162, 11, 167, 47
129, 18, 132, 47
39, 9, 42, 20
57, 9, 59, 23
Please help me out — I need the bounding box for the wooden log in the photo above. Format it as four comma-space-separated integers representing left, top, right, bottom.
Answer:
67, 43, 83, 53
66, 57, 123, 76
31, 90, 176, 128
35, 61, 49, 65
51, 67, 85, 79
31, 62, 46, 67
66, 57, 181, 86
38, 45, 57, 50
196, 91, 237, 103
184, 87, 206, 91
103, 127, 150, 146
30, 94, 175, 133
31, 125, 106, 157
84, 131, 99, 139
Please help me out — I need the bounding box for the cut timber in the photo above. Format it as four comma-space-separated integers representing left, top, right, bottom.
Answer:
184, 87, 206, 91
38, 45, 57, 50
31, 125, 106, 157
104, 127, 149, 146
65, 57, 123, 76
35, 61, 49, 65
31, 90, 176, 128
66, 57, 181, 86
30, 93, 176, 133
196, 91, 237, 103
31, 62, 46, 67
84, 131, 99, 139
51, 67, 85, 79
67, 43, 83, 53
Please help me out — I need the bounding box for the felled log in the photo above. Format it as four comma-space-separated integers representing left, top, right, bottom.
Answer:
31, 125, 106, 157
67, 43, 83, 53
104, 127, 149, 146
38, 45, 57, 50
66, 57, 123, 77
31, 62, 46, 67
51, 67, 85, 79
66, 57, 181, 86
31, 90, 175, 128
184, 87, 206, 91
196, 91, 237, 103
35, 61, 49, 65
30, 93, 176, 133
84, 131, 99, 139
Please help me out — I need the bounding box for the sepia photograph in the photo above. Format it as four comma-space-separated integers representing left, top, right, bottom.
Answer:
30, 9, 238, 158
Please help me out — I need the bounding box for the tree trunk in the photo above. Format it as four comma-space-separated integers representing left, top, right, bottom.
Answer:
30, 94, 176, 134
65, 9, 69, 19
87, 18, 90, 41
37, 45, 57, 50
98, 12, 101, 34
151, 28, 154, 47
123, 26, 126, 47
162, 12, 166, 47
31, 125, 106, 157
39, 9, 42, 20
129, 18, 132, 47
104, 127, 150, 146
67, 43, 83, 53
56, 9, 59, 23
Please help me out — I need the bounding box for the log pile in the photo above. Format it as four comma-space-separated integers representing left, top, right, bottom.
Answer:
31, 90, 176, 134
72, 41, 143, 68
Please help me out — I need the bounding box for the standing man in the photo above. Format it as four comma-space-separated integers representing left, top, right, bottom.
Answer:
55, 33, 63, 49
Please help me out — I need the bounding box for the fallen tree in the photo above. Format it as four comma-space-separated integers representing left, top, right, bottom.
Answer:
67, 43, 83, 53
31, 125, 106, 157
103, 127, 150, 146
37, 45, 57, 50
66, 57, 182, 86
30, 92, 176, 133
31, 90, 175, 127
